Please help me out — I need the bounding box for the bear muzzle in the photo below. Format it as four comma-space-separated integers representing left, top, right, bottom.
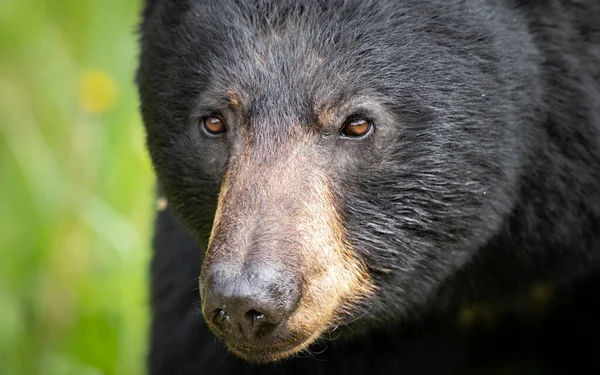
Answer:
198, 146, 375, 362
201, 262, 302, 351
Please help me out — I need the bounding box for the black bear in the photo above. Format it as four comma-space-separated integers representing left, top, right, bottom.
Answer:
136, 0, 600, 374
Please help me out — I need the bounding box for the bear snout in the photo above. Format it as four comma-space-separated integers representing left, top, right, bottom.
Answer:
201, 262, 301, 344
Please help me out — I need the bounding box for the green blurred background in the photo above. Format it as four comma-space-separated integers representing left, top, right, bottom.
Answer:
0, 0, 154, 374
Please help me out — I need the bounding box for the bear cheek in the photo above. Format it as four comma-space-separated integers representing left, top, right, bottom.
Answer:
285, 176, 375, 339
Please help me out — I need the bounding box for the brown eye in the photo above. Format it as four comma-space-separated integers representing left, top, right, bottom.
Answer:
341, 118, 372, 138
201, 116, 226, 135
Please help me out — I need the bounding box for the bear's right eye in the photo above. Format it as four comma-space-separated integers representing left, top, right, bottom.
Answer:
340, 118, 373, 138
200, 116, 227, 136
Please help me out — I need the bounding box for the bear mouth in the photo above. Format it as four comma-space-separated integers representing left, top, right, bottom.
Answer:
226, 341, 309, 363
223, 329, 325, 363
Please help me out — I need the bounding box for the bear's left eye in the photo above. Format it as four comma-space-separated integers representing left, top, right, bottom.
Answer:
341, 118, 373, 138
200, 116, 227, 136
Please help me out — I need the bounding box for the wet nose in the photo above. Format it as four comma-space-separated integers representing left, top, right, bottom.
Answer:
201, 263, 300, 341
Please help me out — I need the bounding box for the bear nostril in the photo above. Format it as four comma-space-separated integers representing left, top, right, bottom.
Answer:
209, 309, 231, 330
217, 309, 230, 321
244, 309, 265, 323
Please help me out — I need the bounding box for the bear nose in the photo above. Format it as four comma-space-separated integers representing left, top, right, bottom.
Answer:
201, 263, 300, 341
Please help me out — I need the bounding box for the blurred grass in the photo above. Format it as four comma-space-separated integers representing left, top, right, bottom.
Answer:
0, 0, 154, 374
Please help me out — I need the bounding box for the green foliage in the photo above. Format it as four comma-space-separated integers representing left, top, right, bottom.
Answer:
0, 0, 153, 374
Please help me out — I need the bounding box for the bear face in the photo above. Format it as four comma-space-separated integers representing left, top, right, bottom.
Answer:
138, 0, 555, 364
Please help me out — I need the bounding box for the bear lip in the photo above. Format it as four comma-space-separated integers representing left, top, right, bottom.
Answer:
223, 329, 325, 363
226, 342, 306, 363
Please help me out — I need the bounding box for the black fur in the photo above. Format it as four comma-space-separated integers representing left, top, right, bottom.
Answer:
136, 0, 600, 373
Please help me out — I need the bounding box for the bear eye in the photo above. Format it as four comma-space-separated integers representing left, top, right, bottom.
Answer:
200, 116, 227, 136
340, 118, 373, 138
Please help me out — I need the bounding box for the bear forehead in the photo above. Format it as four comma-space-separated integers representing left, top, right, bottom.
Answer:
177, 0, 446, 73
165, 4, 444, 118
145, 0, 505, 109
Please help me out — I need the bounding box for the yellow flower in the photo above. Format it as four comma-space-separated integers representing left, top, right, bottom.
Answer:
78, 70, 117, 113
